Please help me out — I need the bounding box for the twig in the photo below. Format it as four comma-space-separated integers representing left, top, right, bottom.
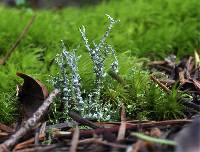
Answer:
34, 127, 40, 145
126, 119, 192, 128
180, 98, 200, 111
78, 138, 100, 144
148, 61, 173, 73
159, 79, 175, 86
117, 104, 126, 140
13, 134, 45, 151
107, 69, 125, 85
95, 120, 150, 126
69, 111, 102, 129
69, 126, 79, 152
0, 132, 9, 137
80, 138, 127, 149
0, 89, 59, 151
150, 75, 171, 93
46, 122, 76, 130
58, 119, 192, 139
14, 144, 59, 152
147, 61, 168, 66
0, 123, 14, 133
0, 15, 36, 65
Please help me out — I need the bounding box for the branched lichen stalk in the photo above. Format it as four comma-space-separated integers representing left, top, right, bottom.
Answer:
80, 14, 119, 120
55, 46, 71, 112
97, 14, 119, 50
61, 41, 84, 110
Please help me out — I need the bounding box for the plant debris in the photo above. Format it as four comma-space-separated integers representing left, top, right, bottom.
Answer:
1, 52, 200, 151
0, 89, 59, 151
16, 72, 49, 120
148, 52, 200, 114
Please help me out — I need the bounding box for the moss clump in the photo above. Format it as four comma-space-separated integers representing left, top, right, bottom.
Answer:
0, 91, 18, 124
103, 65, 184, 121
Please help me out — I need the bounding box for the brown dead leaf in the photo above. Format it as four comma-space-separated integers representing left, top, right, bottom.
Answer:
16, 72, 48, 120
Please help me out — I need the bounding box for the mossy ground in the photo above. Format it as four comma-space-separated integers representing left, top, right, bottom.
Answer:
0, 0, 199, 124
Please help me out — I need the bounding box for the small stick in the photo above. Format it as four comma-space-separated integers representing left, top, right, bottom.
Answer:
0, 123, 14, 133
14, 144, 59, 152
117, 104, 126, 140
34, 127, 40, 145
107, 70, 125, 85
0, 15, 36, 65
0, 89, 59, 151
150, 75, 171, 93
58, 119, 192, 139
69, 126, 79, 152
46, 122, 76, 130
69, 111, 102, 129
13, 134, 45, 151
79, 138, 127, 149
78, 119, 192, 138
94, 139, 127, 149
78, 138, 100, 144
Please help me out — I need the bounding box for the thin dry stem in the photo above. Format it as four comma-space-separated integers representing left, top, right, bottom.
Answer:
0, 15, 36, 65
0, 89, 59, 151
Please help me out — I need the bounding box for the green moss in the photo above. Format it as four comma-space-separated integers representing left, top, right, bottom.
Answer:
0, 91, 18, 124
0, 0, 199, 123
103, 67, 184, 120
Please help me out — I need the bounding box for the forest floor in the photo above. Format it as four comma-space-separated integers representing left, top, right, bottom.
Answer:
0, 0, 199, 151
